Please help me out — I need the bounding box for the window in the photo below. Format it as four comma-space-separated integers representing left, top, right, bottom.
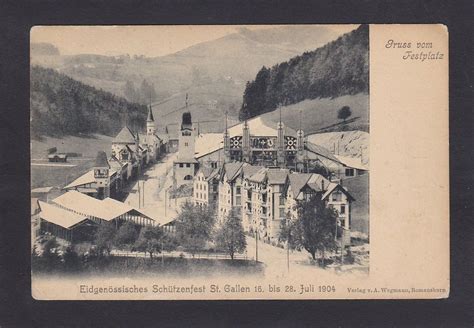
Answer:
340, 205, 345, 214
236, 186, 241, 195
184, 175, 193, 180
185, 142, 189, 147
332, 192, 342, 202
186, 163, 190, 168
179, 163, 184, 168
345, 168, 355, 176
279, 196, 285, 206
236, 196, 241, 205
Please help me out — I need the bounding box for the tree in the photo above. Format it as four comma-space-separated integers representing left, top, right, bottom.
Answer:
215, 207, 247, 260
175, 202, 216, 257
134, 225, 164, 258
114, 221, 139, 250
337, 106, 352, 123
62, 246, 81, 271
41, 237, 62, 270
279, 195, 338, 266
94, 222, 116, 256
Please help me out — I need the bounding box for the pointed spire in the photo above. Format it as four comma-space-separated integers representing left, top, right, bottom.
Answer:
299, 109, 302, 131
279, 104, 282, 124
147, 104, 154, 122
225, 111, 228, 132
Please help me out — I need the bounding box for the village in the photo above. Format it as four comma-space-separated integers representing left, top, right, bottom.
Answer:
31, 99, 369, 277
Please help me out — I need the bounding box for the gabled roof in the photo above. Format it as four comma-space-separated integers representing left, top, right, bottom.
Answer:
223, 162, 245, 182
242, 164, 265, 179
288, 173, 313, 198
197, 166, 215, 179
267, 168, 289, 185
39, 201, 90, 229
114, 126, 137, 144
335, 155, 369, 171
64, 170, 95, 189
305, 142, 341, 163
95, 151, 110, 168
53, 191, 127, 221
248, 167, 268, 183
322, 183, 355, 202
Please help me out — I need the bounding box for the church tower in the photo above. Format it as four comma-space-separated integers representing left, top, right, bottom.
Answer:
173, 96, 198, 188
94, 151, 110, 199
178, 112, 195, 161
146, 105, 155, 136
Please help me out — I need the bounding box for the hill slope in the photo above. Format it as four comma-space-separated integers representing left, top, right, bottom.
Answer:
239, 24, 368, 120
260, 93, 369, 135
30, 66, 147, 139
30, 26, 352, 128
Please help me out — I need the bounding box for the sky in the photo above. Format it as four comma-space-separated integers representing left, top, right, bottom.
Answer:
30, 25, 356, 57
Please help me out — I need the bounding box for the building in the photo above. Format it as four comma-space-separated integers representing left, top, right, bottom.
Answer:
52, 190, 156, 227
111, 126, 143, 179
194, 116, 343, 174
334, 155, 369, 178
173, 112, 198, 188
217, 162, 245, 221
38, 200, 98, 242
63, 152, 123, 199
286, 173, 354, 247
193, 166, 219, 207
48, 153, 68, 162
138, 105, 163, 163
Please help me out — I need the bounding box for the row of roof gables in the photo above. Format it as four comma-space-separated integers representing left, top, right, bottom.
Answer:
214, 162, 355, 201
113, 126, 163, 145
51, 190, 154, 222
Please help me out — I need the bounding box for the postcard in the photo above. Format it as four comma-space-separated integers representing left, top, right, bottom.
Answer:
30, 24, 448, 300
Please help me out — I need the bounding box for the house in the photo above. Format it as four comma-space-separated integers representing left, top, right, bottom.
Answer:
63, 151, 122, 199
286, 172, 354, 247
193, 166, 219, 207
217, 162, 245, 221
335, 155, 369, 178
48, 153, 68, 162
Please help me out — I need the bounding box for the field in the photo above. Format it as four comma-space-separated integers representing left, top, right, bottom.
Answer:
260, 93, 369, 134
31, 134, 114, 189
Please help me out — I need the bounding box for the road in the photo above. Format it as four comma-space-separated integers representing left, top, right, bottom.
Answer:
244, 235, 366, 279
124, 153, 179, 224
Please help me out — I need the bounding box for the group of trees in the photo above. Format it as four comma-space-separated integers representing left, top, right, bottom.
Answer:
279, 195, 339, 266
30, 66, 147, 139
239, 24, 368, 120
123, 79, 157, 105
92, 202, 246, 260
175, 202, 246, 260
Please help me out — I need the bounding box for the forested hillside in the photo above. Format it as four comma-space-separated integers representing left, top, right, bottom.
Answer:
239, 25, 368, 120
30, 66, 147, 139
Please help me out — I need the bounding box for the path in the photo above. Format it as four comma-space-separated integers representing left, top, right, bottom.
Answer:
124, 153, 179, 224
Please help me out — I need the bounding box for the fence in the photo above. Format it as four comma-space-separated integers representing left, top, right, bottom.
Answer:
110, 250, 249, 261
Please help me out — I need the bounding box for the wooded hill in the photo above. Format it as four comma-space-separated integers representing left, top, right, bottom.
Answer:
30, 66, 147, 139
239, 24, 368, 120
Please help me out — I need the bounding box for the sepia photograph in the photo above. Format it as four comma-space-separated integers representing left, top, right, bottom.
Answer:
30, 25, 370, 294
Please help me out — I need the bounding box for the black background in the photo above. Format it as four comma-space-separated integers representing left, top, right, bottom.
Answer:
0, 0, 472, 326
